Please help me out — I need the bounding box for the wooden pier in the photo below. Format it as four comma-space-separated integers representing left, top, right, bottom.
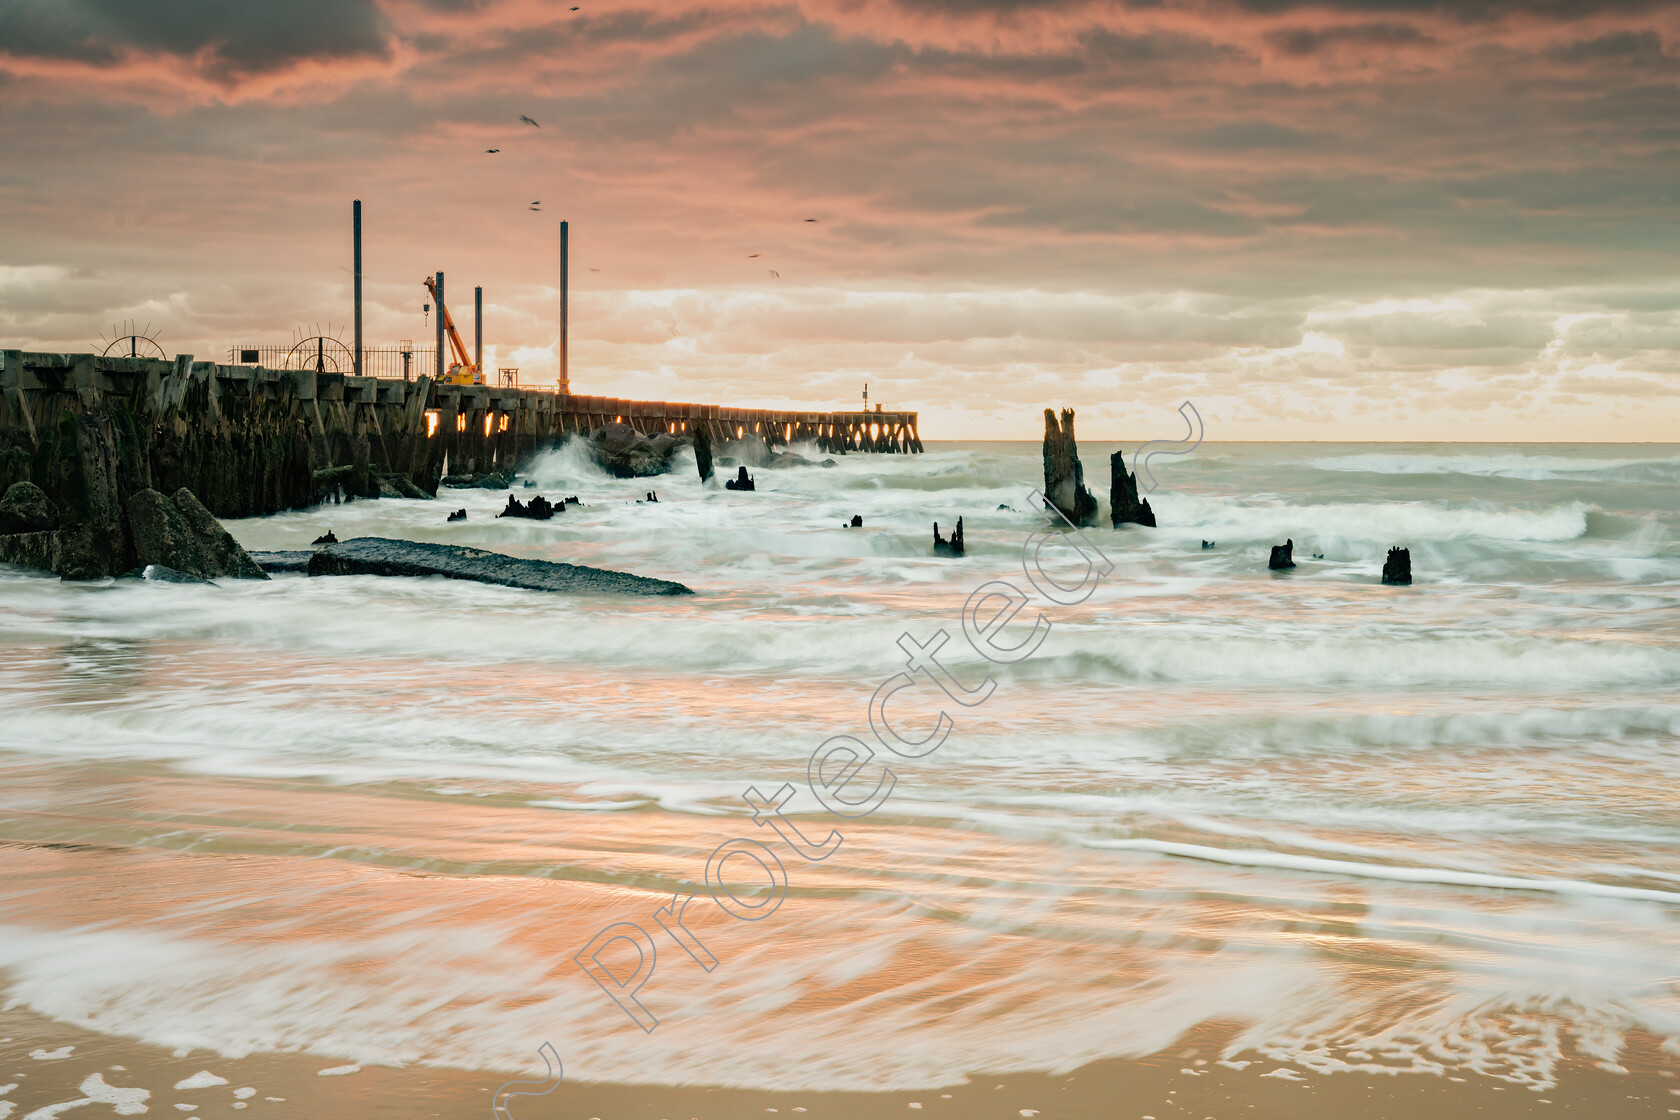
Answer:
510, 393, 922, 454
0, 350, 924, 576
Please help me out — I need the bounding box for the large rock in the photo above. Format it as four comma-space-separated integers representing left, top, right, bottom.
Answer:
1268, 539, 1295, 570
126, 488, 268, 580
718, 434, 826, 470
249, 550, 313, 574
585, 423, 681, 478
0, 531, 59, 571
1042, 408, 1098, 527
1109, 451, 1156, 528
307, 537, 694, 596
0, 481, 59, 534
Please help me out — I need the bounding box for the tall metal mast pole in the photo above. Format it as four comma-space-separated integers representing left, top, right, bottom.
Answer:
352, 200, 363, 377
435, 272, 445, 380
559, 220, 569, 394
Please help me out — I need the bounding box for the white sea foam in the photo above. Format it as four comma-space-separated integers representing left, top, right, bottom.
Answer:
2, 440, 1676, 1095
1306, 450, 1680, 481
1080, 838, 1680, 905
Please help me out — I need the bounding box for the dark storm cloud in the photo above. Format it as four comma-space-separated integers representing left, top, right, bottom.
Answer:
1264, 21, 1436, 56
889, 0, 1094, 14
0, 0, 391, 77
1229, 0, 1672, 20
1182, 120, 1326, 148
1546, 29, 1676, 68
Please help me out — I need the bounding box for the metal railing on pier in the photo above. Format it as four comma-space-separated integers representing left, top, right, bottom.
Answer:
229, 344, 438, 380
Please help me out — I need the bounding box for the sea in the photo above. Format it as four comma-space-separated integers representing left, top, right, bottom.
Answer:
1, 441, 1677, 1096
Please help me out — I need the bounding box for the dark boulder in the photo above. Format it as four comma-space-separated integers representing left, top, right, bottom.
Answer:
848, 514, 862, 527
307, 537, 693, 596
384, 474, 431, 500
1110, 451, 1156, 528
693, 424, 714, 483
249, 550, 313, 574
499, 493, 556, 520
1042, 408, 1098, 527
645, 491, 659, 503
447, 508, 467, 522
0, 532, 59, 572
439, 471, 511, 490
1202, 540, 1215, 549
725, 466, 756, 492
721, 433, 825, 471
1382, 547, 1412, 585
933, 517, 965, 557
1268, 539, 1295, 571
585, 423, 681, 478
126, 488, 268, 580
313, 530, 339, 545
0, 481, 59, 534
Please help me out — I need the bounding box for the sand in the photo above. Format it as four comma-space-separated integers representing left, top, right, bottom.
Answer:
2, 1006, 1675, 1119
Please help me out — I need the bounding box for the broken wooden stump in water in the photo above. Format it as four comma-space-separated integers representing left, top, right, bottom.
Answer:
1382, 546, 1412, 585
692, 423, 714, 483
498, 493, 556, 520
1110, 450, 1156, 528
933, 517, 965, 557
1042, 408, 1098, 527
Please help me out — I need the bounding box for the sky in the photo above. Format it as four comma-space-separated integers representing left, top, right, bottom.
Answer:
2, 0, 1678, 440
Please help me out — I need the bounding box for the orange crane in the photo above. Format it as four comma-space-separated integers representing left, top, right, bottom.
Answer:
423, 275, 483, 386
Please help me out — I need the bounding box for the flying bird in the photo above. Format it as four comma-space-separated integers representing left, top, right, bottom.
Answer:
520, 115, 540, 128
486, 148, 500, 153
588, 267, 601, 272
804, 218, 817, 222
747, 253, 760, 258
571, 5, 579, 9
768, 269, 780, 279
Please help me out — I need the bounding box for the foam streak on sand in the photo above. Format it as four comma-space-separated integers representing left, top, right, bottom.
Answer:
1083, 839, 1680, 904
